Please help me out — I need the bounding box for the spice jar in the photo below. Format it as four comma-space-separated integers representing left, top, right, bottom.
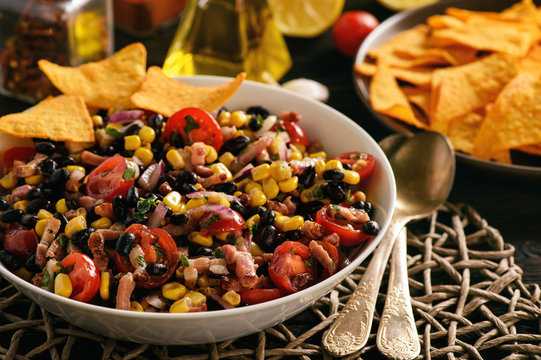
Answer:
0, 0, 113, 102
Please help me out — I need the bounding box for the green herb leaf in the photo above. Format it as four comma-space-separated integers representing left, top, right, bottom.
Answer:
201, 215, 220, 228
184, 115, 200, 135
154, 242, 164, 257
40, 271, 50, 287
290, 247, 296, 254
105, 127, 123, 139
346, 189, 354, 204
170, 132, 184, 147
335, 213, 347, 220
181, 254, 190, 267
123, 163, 136, 181
330, 204, 341, 211
56, 235, 68, 250
313, 186, 325, 199
135, 195, 158, 220
215, 248, 224, 258
137, 255, 147, 267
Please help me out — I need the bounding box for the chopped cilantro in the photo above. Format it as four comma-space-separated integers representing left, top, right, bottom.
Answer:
335, 213, 347, 220
154, 242, 164, 257
170, 132, 184, 147
304, 255, 314, 267
56, 235, 67, 250
313, 186, 325, 199
40, 271, 50, 287
346, 189, 354, 204
135, 195, 158, 221
215, 248, 224, 258
123, 163, 136, 181
201, 215, 221, 228
137, 255, 147, 267
330, 204, 341, 211
290, 247, 296, 254
105, 127, 123, 139
181, 254, 190, 267
184, 115, 200, 135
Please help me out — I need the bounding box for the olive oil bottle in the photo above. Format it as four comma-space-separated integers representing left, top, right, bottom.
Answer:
162, 0, 292, 82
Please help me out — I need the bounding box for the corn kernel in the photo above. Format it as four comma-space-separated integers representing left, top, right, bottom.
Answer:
222, 290, 241, 307
100, 271, 110, 300
210, 163, 232, 181
170, 298, 190, 313
124, 135, 142, 151
218, 111, 231, 126
354, 191, 366, 202
55, 199, 68, 214
251, 163, 270, 181
314, 159, 326, 176
250, 242, 264, 256
106, 122, 122, 129
64, 165, 86, 175
248, 189, 267, 207
91, 217, 112, 229
310, 151, 327, 159
162, 282, 187, 301
92, 115, 104, 127
216, 232, 231, 241
325, 159, 343, 171
138, 126, 156, 144
235, 129, 250, 138
185, 198, 206, 210
230, 111, 248, 127
245, 181, 262, 193
25, 174, 44, 185
34, 219, 47, 237
130, 301, 144, 312
13, 200, 29, 212
282, 215, 304, 232
269, 137, 283, 156
236, 178, 250, 191
37, 209, 53, 220
76, 207, 87, 217
289, 151, 302, 161
175, 266, 184, 279
15, 266, 33, 281
188, 231, 213, 247
163, 191, 183, 213
233, 190, 243, 197
262, 177, 279, 199
0, 172, 17, 189
246, 214, 260, 227
218, 152, 235, 169
134, 147, 154, 166
185, 290, 206, 307
194, 183, 203, 190
54, 273, 72, 298
293, 143, 306, 153
204, 145, 218, 163
197, 274, 210, 288
65, 215, 87, 238
278, 176, 298, 193
269, 161, 292, 181
343, 169, 360, 185
207, 193, 230, 207
166, 149, 185, 170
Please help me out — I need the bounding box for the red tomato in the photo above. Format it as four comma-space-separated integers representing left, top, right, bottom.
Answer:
162, 107, 223, 151
334, 152, 375, 182
268, 241, 316, 293
199, 207, 246, 237
85, 155, 134, 202
315, 205, 372, 247
332, 11, 379, 57
60, 253, 100, 302
239, 288, 288, 305
114, 224, 179, 288
282, 121, 309, 147
3, 224, 38, 261
3, 147, 36, 169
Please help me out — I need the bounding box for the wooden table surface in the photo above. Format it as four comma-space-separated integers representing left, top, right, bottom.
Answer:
0, 0, 539, 283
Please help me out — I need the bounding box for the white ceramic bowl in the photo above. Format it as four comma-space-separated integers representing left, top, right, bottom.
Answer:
0, 76, 396, 345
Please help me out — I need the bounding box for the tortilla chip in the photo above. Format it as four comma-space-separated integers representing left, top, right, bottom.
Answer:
0, 95, 94, 142
429, 54, 518, 133
39, 43, 147, 109
446, 112, 484, 154
472, 72, 541, 160
355, 63, 433, 87
131, 67, 246, 117
443, 45, 478, 65
403, 87, 431, 116
515, 144, 541, 156
369, 62, 427, 129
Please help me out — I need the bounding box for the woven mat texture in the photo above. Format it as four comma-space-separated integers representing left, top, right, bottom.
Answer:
1, 202, 541, 360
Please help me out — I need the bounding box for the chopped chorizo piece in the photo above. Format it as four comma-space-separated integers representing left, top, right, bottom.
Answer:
88, 232, 109, 272
116, 273, 135, 310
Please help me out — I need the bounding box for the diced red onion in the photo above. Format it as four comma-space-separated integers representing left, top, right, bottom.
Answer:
186, 204, 240, 222
147, 202, 169, 228
70, 169, 86, 183
255, 115, 277, 137
138, 160, 164, 191
145, 291, 166, 309
108, 110, 144, 123
186, 191, 239, 202
232, 163, 254, 181
290, 157, 318, 171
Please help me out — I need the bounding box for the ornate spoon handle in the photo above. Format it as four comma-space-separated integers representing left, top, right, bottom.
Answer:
377, 227, 420, 360
322, 220, 403, 357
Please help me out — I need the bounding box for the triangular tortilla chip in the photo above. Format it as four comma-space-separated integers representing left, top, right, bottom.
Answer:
39, 43, 147, 109
0, 95, 94, 142
131, 67, 246, 117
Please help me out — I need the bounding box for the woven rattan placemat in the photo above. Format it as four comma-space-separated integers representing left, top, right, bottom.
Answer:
1, 202, 541, 360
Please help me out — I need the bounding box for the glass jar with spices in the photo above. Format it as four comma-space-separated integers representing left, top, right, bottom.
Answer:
0, 0, 113, 102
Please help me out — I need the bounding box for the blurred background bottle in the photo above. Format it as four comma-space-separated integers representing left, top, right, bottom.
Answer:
162, 0, 291, 83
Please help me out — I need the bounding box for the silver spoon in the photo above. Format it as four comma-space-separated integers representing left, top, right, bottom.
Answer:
322, 131, 455, 358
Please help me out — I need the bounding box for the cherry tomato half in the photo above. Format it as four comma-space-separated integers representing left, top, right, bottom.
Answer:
282, 121, 309, 147
162, 107, 223, 151
199, 206, 246, 237
85, 155, 134, 202
334, 152, 375, 182
114, 224, 179, 288
332, 11, 379, 57
60, 253, 100, 302
3, 147, 36, 169
3, 224, 38, 261
239, 288, 288, 305
268, 241, 316, 293
315, 205, 372, 247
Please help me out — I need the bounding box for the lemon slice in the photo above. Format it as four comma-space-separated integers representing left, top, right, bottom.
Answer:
267, 0, 345, 38
377, 0, 439, 11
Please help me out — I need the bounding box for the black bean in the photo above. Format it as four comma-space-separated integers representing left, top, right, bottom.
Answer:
211, 182, 236, 195
364, 202, 374, 217
125, 186, 140, 208
21, 214, 38, 229
86, 205, 100, 223
34, 142, 55, 155
53, 213, 68, 233
248, 114, 263, 131
285, 229, 303, 241
260, 210, 275, 226
0, 209, 24, 223
258, 225, 280, 252
246, 105, 270, 119
171, 213, 189, 226
125, 216, 147, 226
147, 114, 164, 136
220, 136, 250, 155
116, 232, 135, 256
113, 195, 128, 222
38, 159, 57, 176
49, 169, 70, 187
298, 166, 316, 188
323, 169, 344, 181
54, 155, 75, 168
230, 200, 247, 218
250, 206, 267, 218
65, 199, 78, 210
102, 145, 116, 156
72, 229, 92, 255
177, 182, 197, 195
26, 188, 41, 201
124, 123, 142, 136
362, 221, 380, 236
159, 174, 178, 188
147, 262, 168, 275
0, 250, 22, 271
24, 253, 40, 273
170, 132, 185, 148
342, 163, 352, 170
194, 246, 214, 257
295, 201, 324, 217
0, 199, 9, 211
351, 201, 365, 210
177, 170, 198, 185
324, 182, 346, 203
26, 199, 44, 214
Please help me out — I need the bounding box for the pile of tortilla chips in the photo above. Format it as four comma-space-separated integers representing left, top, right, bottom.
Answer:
356, 0, 541, 163
0, 42, 245, 144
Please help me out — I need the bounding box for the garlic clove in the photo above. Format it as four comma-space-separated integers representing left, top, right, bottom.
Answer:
281, 78, 329, 103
